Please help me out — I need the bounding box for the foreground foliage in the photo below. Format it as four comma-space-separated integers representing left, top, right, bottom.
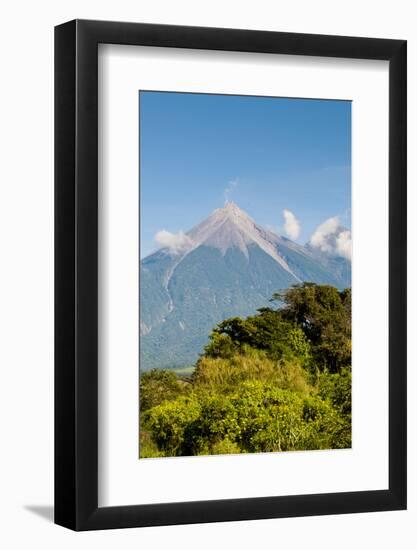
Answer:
140, 283, 351, 458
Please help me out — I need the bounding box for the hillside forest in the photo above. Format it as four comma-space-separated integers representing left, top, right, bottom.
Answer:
139, 283, 352, 458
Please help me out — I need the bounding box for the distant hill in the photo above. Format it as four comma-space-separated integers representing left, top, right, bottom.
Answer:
140, 202, 351, 370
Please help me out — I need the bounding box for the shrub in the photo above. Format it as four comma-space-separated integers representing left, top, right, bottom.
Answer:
139, 428, 166, 458
144, 381, 351, 456
316, 367, 352, 418
144, 395, 201, 455
209, 438, 241, 455
140, 369, 183, 411
233, 382, 347, 452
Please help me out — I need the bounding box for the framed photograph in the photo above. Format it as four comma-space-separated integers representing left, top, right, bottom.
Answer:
55, 20, 406, 530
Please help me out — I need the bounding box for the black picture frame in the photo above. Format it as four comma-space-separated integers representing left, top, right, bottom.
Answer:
55, 19, 407, 531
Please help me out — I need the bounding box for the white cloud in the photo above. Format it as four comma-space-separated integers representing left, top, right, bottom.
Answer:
335, 230, 352, 260
224, 178, 239, 202
310, 216, 352, 260
282, 209, 301, 240
310, 216, 339, 252
154, 230, 193, 254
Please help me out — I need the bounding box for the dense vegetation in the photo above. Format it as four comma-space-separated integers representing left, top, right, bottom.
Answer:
139, 283, 351, 458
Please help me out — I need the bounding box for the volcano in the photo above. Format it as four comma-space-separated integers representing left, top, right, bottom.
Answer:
140, 202, 351, 370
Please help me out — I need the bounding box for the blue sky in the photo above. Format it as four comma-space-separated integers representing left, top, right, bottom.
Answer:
140, 91, 351, 258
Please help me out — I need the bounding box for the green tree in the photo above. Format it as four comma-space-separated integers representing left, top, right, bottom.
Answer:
204, 308, 311, 365
273, 283, 351, 372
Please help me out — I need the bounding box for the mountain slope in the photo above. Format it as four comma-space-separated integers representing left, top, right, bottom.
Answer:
140, 202, 351, 370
